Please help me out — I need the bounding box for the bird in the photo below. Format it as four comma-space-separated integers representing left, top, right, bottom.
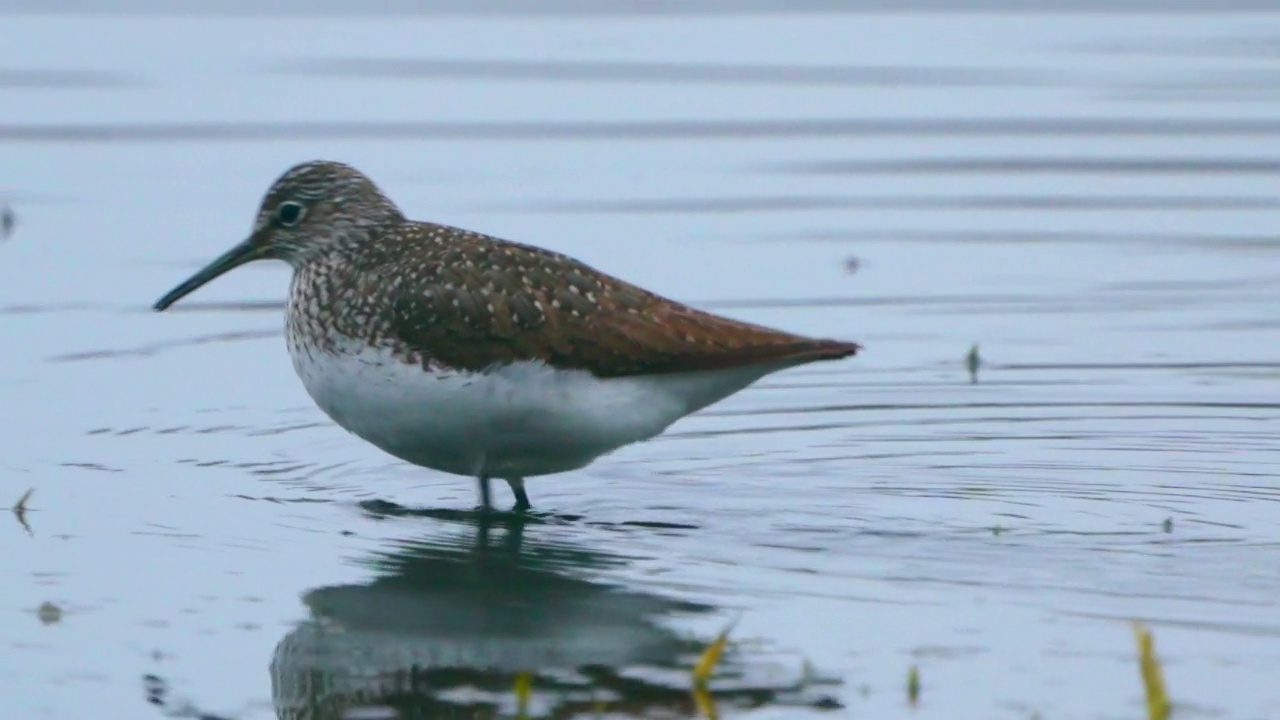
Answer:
153, 161, 860, 513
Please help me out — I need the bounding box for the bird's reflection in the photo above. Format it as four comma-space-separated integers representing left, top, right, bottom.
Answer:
270, 516, 824, 719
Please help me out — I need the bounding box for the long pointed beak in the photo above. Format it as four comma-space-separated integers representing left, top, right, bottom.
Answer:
153, 237, 262, 311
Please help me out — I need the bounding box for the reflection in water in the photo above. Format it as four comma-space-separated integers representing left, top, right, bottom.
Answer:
270, 518, 834, 719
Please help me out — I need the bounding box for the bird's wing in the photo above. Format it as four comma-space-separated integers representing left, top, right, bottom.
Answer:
381, 232, 859, 377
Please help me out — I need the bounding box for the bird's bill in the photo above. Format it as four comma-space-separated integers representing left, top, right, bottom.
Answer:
153, 236, 262, 311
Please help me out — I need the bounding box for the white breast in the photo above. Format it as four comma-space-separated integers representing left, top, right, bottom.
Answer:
286, 335, 784, 479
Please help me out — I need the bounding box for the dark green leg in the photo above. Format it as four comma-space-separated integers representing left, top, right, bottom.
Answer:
477, 475, 493, 513
506, 477, 531, 512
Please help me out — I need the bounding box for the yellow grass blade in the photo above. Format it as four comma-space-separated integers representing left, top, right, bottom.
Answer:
514, 671, 532, 718
692, 684, 719, 720
692, 618, 737, 687
1132, 622, 1171, 720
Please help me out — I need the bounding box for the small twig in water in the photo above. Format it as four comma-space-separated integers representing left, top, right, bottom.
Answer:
0, 205, 14, 240
966, 343, 982, 384
12, 488, 33, 535
907, 664, 921, 707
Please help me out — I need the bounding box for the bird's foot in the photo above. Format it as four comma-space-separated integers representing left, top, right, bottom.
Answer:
506, 477, 532, 513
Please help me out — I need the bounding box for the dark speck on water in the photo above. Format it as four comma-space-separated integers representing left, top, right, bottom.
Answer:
966, 343, 982, 384
2, 4, 1280, 720
1, 204, 14, 239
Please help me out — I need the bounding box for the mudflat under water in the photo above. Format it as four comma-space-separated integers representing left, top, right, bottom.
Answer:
2, 4, 1278, 719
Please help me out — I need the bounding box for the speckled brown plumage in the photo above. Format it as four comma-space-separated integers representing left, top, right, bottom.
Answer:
287, 220, 859, 378
154, 159, 858, 378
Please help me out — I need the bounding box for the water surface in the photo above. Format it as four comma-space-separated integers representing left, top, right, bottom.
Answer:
1, 6, 1278, 719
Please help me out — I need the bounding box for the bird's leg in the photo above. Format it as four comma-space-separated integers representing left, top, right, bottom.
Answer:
477, 475, 493, 513
505, 477, 531, 512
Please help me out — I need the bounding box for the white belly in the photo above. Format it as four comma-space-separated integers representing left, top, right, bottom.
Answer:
287, 337, 784, 478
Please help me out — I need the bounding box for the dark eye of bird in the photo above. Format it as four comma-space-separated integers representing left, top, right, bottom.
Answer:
276, 201, 305, 227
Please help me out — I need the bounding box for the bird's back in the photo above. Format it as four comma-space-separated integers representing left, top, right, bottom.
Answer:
288, 220, 860, 379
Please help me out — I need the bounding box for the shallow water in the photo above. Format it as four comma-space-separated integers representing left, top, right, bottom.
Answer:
2, 5, 1279, 720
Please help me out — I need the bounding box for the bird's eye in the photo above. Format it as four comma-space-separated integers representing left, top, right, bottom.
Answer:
276, 201, 305, 227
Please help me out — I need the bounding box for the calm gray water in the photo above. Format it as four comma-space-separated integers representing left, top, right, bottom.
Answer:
2, 5, 1279, 720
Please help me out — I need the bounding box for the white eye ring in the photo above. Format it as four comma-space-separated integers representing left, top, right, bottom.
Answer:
276, 201, 306, 227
